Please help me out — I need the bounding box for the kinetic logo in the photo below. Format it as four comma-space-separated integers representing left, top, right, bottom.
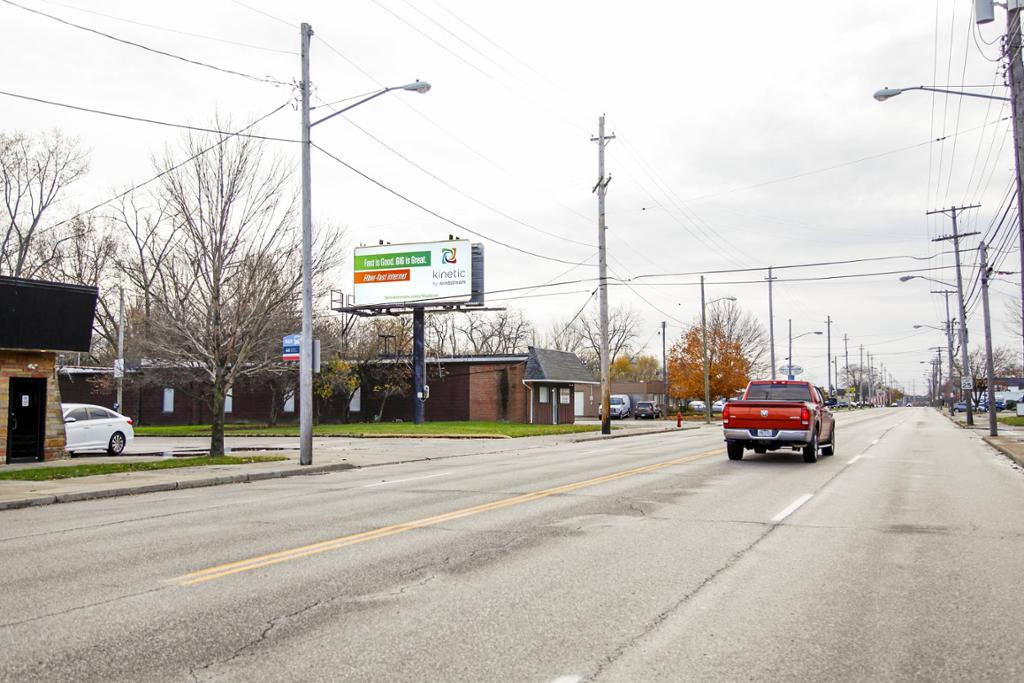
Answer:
441, 247, 457, 264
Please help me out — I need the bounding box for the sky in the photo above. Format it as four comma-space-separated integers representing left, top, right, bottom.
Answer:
2, 0, 1021, 395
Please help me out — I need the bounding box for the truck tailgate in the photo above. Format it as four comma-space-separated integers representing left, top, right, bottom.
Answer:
727, 401, 806, 431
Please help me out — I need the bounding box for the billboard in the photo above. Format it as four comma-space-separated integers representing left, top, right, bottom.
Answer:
353, 240, 474, 307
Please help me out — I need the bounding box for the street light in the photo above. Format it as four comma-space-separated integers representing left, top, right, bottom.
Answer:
900, 276, 961, 416
299, 22, 430, 467
899, 274, 955, 287
787, 319, 822, 380
881, 80, 1024, 422
873, 85, 1009, 102
697, 276, 737, 423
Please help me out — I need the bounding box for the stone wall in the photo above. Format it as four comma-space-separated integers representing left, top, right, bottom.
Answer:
0, 349, 67, 461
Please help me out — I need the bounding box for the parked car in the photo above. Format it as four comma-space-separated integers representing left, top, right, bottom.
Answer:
712, 399, 727, 414
62, 403, 135, 455
688, 400, 706, 413
599, 394, 632, 419
634, 401, 661, 419
954, 401, 968, 412
722, 380, 835, 463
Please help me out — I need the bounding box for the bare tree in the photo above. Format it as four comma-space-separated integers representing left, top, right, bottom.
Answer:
560, 304, 640, 366
1, 130, 89, 278
706, 300, 769, 377
144, 124, 339, 456
455, 309, 535, 355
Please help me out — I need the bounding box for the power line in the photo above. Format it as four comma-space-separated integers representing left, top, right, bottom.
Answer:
230, 0, 295, 28
312, 142, 591, 267
682, 115, 1011, 203
0, 0, 290, 86
317, 96, 596, 249
44, 101, 292, 232
0, 89, 299, 143
31, 0, 297, 54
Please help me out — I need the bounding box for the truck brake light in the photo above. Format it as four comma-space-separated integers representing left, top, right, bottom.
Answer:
722, 404, 730, 422
800, 406, 810, 425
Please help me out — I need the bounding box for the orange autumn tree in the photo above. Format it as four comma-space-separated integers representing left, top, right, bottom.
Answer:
668, 324, 753, 402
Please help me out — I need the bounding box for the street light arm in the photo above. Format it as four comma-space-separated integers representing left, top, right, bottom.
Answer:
311, 81, 431, 128
875, 85, 1010, 102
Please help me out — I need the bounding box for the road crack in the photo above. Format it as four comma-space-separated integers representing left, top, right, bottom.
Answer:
588, 527, 778, 680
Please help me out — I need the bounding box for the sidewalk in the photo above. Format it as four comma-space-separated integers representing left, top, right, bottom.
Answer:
946, 409, 1024, 468
0, 421, 700, 511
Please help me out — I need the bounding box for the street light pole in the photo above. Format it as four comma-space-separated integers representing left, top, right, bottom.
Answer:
1005, 3, 1024, 371
296, 23, 430, 464
825, 314, 832, 397
767, 267, 776, 379
931, 289, 958, 415
788, 318, 793, 378
299, 22, 314, 466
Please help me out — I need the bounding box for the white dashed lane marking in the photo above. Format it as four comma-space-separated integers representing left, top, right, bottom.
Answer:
771, 493, 814, 523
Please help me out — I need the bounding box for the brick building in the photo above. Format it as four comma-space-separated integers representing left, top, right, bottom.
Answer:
57, 347, 594, 427
2, 277, 97, 463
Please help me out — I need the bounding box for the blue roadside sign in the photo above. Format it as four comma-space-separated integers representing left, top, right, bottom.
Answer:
282, 334, 301, 361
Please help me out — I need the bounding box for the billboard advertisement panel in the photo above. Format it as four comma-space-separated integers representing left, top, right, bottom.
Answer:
353, 239, 473, 307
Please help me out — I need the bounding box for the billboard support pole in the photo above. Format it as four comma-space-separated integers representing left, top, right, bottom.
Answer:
413, 306, 425, 425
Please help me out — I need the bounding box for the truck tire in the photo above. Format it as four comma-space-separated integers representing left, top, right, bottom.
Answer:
727, 441, 744, 460
821, 429, 835, 457
802, 430, 819, 463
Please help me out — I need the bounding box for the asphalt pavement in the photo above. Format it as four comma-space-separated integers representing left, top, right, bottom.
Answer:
1, 408, 1022, 681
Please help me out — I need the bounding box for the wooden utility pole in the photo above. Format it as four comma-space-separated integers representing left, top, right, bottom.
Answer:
980, 241, 998, 436
931, 204, 980, 426
767, 267, 776, 379
825, 315, 832, 397
591, 115, 615, 435
1005, 3, 1024, 371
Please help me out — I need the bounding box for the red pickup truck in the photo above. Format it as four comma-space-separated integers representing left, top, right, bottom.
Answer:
722, 380, 835, 463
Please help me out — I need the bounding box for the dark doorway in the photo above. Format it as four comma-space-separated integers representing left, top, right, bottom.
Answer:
7, 377, 47, 463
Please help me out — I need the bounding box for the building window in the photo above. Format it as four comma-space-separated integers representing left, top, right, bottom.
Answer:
560, 388, 571, 404
283, 392, 295, 413
225, 388, 233, 414
162, 388, 174, 413
539, 386, 549, 403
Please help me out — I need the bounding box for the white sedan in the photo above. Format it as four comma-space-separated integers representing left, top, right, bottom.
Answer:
62, 403, 135, 455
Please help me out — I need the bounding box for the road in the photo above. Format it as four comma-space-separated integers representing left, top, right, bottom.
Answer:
2, 408, 1023, 681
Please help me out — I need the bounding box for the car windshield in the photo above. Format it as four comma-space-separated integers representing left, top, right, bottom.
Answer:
744, 383, 813, 401
638, 402, 652, 409
611, 398, 623, 405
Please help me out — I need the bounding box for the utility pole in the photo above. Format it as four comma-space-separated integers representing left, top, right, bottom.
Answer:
834, 356, 839, 396
825, 315, 832, 398
661, 320, 667, 411
931, 289, 958, 415
116, 285, 124, 413
859, 344, 864, 403
930, 204, 980, 426
591, 115, 615, 436
1005, 2, 1024, 371
298, 22, 314, 465
843, 334, 850, 398
981, 241, 998, 436
787, 318, 794, 378
701, 277, 711, 423
767, 267, 776, 379
867, 352, 874, 405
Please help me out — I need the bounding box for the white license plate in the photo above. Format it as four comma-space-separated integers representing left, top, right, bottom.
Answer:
756, 429, 773, 437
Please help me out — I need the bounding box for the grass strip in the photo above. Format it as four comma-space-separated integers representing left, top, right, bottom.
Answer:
0, 456, 289, 481
134, 421, 601, 438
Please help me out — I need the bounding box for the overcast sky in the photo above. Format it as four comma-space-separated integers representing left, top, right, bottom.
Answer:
3, 0, 1020, 394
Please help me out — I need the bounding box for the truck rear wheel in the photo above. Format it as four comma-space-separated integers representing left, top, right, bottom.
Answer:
727, 441, 744, 460
821, 429, 835, 457
802, 430, 819, 463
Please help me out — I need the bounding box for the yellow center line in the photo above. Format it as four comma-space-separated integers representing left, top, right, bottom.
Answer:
176, 446, 723, 586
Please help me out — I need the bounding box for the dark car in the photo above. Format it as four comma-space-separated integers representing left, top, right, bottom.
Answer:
634, 401, 661, 419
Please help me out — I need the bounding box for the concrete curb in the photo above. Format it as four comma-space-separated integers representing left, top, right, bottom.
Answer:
982, 436, 1024, 468
0, 461, 357, 511
570, 425, 698, 443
